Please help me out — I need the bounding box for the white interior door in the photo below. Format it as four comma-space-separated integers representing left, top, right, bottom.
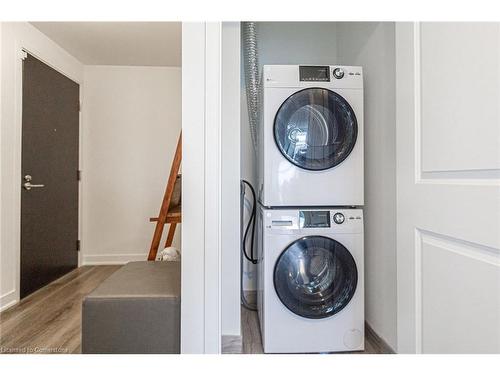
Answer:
396, 22, 500, 354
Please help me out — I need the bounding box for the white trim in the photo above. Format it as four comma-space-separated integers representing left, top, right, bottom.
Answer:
81, 253, 147, 265
395, 21, 416, 354
413, 22, 422, 183
181, 21, 206, 354
220, 22, 241, 337
203, 22, 222, 353
0, 290, 17, 312
12, 40, 23, 306
181, 22, 222, 354
78, 84, 84, 267
414, 228, 423, 354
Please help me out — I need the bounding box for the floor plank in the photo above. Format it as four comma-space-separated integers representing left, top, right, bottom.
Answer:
0, 265, 120, 354
242, 306, 264, 354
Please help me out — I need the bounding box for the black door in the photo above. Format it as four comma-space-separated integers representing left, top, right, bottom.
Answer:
20, 53, 80, 298
273, 236, 357, 319
274, 88, 358, 171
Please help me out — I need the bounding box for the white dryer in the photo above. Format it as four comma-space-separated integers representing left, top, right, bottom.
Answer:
256, 205, 364, 353
258, 65, 363, 207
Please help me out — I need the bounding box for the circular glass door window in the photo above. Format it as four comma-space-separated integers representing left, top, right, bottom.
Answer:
274, 88, 358, 171
273, 236, 358, 319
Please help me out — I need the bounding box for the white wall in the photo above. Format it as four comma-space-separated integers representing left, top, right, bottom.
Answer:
221, 22, 241, 337
0, 22, 83, 311
241, 22, 339, 291
81, 65, 181, 264
336, 22, 397, 350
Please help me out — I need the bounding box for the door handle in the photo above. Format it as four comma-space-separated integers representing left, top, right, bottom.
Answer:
23, 182, 45, 190
23, 175, 44, 190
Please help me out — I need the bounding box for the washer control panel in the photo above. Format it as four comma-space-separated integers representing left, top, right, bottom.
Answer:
295, 209, 363, 228
266, 208, 363, 233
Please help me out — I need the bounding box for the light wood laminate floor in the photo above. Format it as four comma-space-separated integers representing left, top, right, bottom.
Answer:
1, 266, 393, 355
0, 265, 120, 354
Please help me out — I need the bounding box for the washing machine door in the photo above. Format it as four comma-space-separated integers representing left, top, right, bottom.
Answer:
274, 88, 358, 171
273, 236, 357, 319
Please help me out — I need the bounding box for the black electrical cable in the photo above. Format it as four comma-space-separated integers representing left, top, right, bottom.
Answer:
241, 179, 258, 311
241, 180, 257, 265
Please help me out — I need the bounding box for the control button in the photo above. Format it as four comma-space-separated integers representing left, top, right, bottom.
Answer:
333, 68, 344, 79
333, 212, 345, 224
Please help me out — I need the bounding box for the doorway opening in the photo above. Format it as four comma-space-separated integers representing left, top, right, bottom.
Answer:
0, 21, 182, 354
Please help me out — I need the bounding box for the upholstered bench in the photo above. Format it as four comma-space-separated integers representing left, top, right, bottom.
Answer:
82, 261, 180, 354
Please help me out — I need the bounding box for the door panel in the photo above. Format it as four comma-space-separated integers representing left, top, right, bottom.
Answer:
420, 23, 500, 173
396, 23, 500, 353
21, 53, 80, 298
421, 232, 500, 353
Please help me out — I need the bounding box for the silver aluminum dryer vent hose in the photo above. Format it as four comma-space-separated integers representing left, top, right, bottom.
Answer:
242, 21, 260, 150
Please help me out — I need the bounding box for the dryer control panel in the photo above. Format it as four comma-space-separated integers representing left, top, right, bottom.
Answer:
263, 65, 363, 89
299, 66, 331, 82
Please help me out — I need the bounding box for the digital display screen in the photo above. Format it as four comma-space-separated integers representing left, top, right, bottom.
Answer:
299, 211, 331, 228
299, 66, 331, 82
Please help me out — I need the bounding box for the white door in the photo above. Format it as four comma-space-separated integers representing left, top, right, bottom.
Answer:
396, 22, 500, 353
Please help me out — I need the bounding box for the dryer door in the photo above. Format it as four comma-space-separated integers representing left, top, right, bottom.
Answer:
273, 235, 357, 319
274, 88, 358, 171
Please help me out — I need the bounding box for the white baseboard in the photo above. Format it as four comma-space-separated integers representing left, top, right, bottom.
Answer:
82, 253, 148, 265
0, 290, 18, 312
365, 322, 396, 354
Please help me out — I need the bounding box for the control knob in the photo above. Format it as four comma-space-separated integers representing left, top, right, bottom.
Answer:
333, 68, 344, 79
333, 212, 345, 224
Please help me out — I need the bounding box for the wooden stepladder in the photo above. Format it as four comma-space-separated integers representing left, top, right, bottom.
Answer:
147, 133, 182, 261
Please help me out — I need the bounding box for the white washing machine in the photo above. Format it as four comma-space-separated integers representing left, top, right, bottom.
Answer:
256, 205, 364, 353
258, 65, 364, 207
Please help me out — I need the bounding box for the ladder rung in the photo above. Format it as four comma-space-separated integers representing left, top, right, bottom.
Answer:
149, 215, 182, 224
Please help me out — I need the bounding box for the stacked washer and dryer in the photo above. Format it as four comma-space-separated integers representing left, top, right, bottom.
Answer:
256, 65, 364, 353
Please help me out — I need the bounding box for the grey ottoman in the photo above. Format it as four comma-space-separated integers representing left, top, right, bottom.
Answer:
82, 261, 180, 354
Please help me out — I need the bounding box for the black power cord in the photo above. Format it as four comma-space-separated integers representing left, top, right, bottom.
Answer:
241, 180, 257, 265
241, 180, 258, 311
